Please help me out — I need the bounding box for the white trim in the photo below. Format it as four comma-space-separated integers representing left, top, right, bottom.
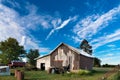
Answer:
0, 66, 10, 76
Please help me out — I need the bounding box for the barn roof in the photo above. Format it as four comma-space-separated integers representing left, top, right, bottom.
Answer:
35, 42, 94, 60
62, 43, 94, 58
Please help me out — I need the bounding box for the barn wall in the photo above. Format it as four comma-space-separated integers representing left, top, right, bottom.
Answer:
36, 55, 50, 70
79, 54, 93, 70
73, 52, 80, 70
50, 44, 76, 70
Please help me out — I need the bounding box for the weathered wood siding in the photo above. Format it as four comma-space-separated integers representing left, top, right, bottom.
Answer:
79, 54, 93, 70
36, 55, 50, 70
50, 44, 79, 70
73, 52, 80, 70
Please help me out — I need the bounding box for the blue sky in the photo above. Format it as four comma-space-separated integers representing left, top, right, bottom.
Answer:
0, 0, 120, 65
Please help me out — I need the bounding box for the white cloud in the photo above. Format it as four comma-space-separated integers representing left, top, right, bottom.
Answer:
105, 53, 114, 57
56, 18, 71, 30
46, 16, 77, 40
73, 5, 120, 42
0, 2, 50, 53
72, 36, 82, 43
95, 48, 120, 65
20, 36, 26, 46
20, 4, 53, 29
1, 1, 54, 30
95, 49, 120, 65
51, 18, 62, 28
0, 3, 24, 41
107, 44, 116, 48
2, 0, 20, 8
91, 29, 120, 49
100, 53, 120, 65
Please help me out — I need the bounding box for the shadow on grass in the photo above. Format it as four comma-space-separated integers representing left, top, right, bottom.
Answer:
10, 72, 15, 76
24, 78, 48, 80
92, 69, 107, 74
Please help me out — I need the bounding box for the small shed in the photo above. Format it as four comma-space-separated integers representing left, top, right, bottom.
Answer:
0, 66, 10, 76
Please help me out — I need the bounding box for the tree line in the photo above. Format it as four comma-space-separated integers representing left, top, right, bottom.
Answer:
0, 37, 39, 67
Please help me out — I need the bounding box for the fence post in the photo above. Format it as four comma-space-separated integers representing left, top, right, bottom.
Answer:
17, 71, 24, 80
14, 70, 19, 77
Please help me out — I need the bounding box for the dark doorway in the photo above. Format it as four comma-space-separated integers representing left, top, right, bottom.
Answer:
41, 63, 45, 70
69, 56, 72, 70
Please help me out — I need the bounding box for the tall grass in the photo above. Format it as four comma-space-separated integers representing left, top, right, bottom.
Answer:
0, 67, 115, 80
113, 71, 120, 80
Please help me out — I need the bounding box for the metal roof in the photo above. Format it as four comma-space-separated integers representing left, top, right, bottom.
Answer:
64, 43, 94, 58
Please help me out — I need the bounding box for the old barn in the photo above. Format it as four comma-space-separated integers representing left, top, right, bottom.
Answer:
35, 43, 94, 71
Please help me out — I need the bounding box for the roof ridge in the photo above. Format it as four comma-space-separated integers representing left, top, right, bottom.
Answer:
35, 42, 94, 60
62, 43, 94, 58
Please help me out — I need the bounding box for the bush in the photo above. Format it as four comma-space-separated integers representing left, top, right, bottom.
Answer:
102, 64, 116, 67
78, 69, 91, 75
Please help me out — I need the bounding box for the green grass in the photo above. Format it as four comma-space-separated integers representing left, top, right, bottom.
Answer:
0, 67, 117, 80
108, 71, 120, 80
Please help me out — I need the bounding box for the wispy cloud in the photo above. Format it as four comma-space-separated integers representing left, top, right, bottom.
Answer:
105, 53, 114, 57
107, 44, 116, 48
94, 47, 120, 65
2, 1, 54, 30
73, 5, 120, 42
99, 52, 120, 65
1, 0, 21, 8
46, 16, 78, 40
91, 29, 120, 49
0, 1, 50, 53
20, 36, 26, 46
20, 4, 53, 30
94, 47, 120, 57
72, 36, 82, 43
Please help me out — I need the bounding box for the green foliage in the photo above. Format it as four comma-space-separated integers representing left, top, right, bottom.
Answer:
102, 64, 116, 67
78, 69, 91, 75
0, 37, 26, 64
67, 69, 92, 77
94, 57, 101, 67
80, 39, 92, 55
26, 49, 39, 67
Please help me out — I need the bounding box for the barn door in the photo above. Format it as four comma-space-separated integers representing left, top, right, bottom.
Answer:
69, 56, 72, 70
41, 63, 45, 70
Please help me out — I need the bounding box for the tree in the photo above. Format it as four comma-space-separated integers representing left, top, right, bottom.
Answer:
0, 37, 26, 64
26, 49, 39, 67
80, 39, 92, 55
94, 57, 101, 67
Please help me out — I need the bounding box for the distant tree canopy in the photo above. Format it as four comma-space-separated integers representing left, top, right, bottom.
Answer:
94, 57, 101, 67
80, 39, 92, 55
102, 64, 116, 67
26, 49, 39, 67
0, 37, 26, 64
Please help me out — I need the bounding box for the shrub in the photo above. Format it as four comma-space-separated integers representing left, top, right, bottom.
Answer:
78, 69, 91, 75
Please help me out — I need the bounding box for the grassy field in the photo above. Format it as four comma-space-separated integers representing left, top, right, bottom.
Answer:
0, 67, 119, 80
